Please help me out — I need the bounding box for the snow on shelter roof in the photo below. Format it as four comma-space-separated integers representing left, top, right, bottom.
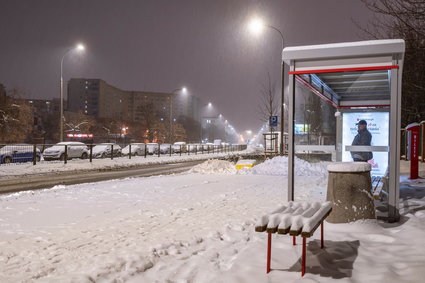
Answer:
282, 39, 405, 63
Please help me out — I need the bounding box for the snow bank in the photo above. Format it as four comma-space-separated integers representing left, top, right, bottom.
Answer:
189, 159, 237, 174
246, 155, 328, 177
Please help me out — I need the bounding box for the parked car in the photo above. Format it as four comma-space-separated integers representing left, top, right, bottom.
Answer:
92, 143, 122, 158
187, 144, 202, 152
156, 143, 172, 154
0, 144, 41, 164
197, 143, 207, 151
172, 141, 187, 153
122, 143, 146, 156
43, 142, 89, 161
146, 143, 158, 155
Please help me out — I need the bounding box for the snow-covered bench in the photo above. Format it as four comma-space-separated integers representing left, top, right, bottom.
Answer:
255, 201, 333, 276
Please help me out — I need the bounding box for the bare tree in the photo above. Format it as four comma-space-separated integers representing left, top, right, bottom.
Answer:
0, 89, 32, 143
258, 72, 279, 132
136, 102, 158, 142
359, 0, 425, 126
64, 111, 97, 133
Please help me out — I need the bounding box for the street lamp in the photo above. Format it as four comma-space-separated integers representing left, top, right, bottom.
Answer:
248, 17, 285, 155
60, 43, 85, 142
169, 87, 187, 143
200, 102, 213, 143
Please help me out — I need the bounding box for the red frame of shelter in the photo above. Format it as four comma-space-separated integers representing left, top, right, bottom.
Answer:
289, 65, 399, 108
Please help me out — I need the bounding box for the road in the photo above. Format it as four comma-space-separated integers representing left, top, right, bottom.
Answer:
0, 160, 205, 194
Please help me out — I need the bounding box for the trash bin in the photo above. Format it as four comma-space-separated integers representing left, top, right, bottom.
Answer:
326, 162, 375, 223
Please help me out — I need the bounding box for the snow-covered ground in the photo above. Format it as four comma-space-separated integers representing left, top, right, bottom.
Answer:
0, 157, 424, 282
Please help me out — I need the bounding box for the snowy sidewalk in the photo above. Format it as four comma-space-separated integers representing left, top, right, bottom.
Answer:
0, 158, 424, 282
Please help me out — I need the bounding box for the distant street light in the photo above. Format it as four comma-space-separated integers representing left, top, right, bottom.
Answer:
60, 43, 85, 142
169, 87, 187, 143
200, 102, 214, 142
248, 17, 285, 155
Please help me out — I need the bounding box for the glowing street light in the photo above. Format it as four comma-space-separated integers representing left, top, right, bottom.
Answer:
248, 17, 265, 35
76, 44, 85, 51
60, 43, 86, 141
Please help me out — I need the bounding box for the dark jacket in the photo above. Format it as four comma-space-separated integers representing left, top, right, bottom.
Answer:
351, 128, 373, 161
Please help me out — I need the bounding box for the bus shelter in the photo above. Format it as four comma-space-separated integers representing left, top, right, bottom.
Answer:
282, 39, 405, 222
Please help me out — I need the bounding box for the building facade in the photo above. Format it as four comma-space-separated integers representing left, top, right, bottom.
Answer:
67, 79, 200, 123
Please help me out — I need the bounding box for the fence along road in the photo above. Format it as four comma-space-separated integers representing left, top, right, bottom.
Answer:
0, 160, 205, 194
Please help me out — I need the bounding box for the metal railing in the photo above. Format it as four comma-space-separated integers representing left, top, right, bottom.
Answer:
0, 143, 248, 166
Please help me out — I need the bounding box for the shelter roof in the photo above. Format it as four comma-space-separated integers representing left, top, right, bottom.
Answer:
282, 39, 405, 63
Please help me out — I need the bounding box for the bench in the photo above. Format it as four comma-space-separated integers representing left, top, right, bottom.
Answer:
255, 201, 333, 276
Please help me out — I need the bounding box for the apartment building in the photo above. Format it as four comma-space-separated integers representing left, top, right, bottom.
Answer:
67, 79, 200, 123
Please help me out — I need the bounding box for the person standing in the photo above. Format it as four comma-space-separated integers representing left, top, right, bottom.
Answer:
351, 120, 373, 162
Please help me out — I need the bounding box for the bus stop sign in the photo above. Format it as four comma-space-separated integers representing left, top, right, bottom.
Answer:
270, 116, 278, 127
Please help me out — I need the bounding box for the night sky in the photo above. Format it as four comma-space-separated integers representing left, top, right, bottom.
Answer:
0, 0, 376, 133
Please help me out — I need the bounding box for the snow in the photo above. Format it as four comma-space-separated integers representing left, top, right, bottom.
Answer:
283, 39, 404, 52
327, 162, 371, 172
0, 151, 246, 178
405, 122, 420, 130
282, 39, 405, 63
245, 155, 328, 177
0, 157, 425, 282
188, 159, 237, 174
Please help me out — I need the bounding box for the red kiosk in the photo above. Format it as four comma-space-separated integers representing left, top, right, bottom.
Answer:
406, 123, 420, 179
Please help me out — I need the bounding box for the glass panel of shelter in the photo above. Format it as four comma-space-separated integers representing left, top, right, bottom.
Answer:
293, 69, 391, 200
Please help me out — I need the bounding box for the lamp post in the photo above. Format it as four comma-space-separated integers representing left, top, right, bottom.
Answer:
248, 18, 285, 155
200, 102, 213, 143
169, 87, 187, 143
60, 43, 85, 142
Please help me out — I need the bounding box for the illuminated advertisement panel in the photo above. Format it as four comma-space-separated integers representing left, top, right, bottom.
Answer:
342, 112, 389, 176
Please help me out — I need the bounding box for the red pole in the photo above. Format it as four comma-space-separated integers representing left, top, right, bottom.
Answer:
267, 233, 272, 273
302, 237, 306, 276
293, 236, 296, 245
321, 222, 324, 249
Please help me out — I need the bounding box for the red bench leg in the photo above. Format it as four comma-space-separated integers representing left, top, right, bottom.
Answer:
321, 221, 324, 249
293, 236, 296, 245
302, 237, 306, 276
267, 233, 272, 273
